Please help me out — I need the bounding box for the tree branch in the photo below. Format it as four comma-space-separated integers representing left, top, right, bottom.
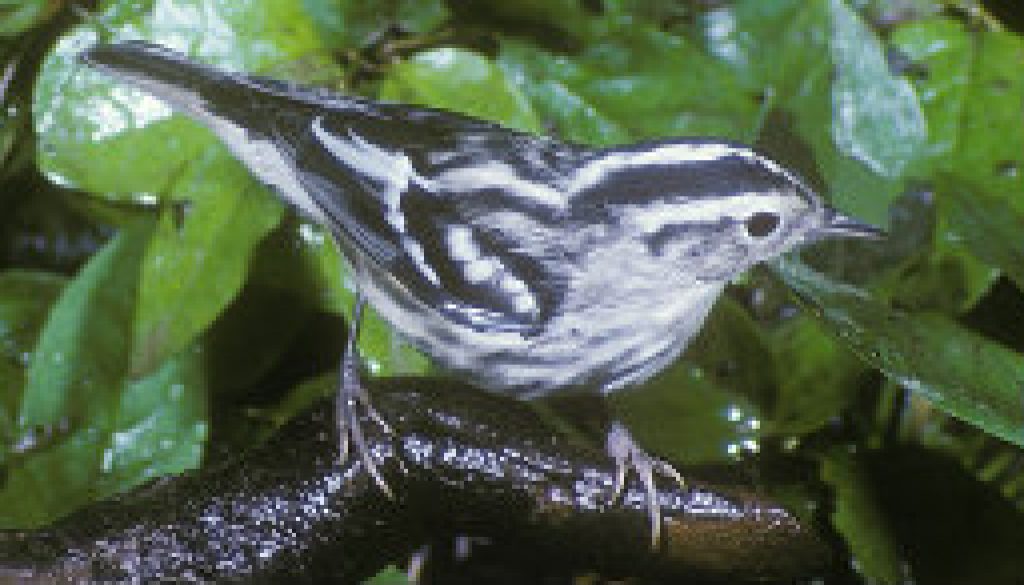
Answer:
1, 377, 839, 583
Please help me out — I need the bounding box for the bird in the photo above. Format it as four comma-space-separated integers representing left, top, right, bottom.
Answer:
79, 40, 882, 545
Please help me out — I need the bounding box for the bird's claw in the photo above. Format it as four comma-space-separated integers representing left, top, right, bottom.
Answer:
337, 377, 396, 497
336, 295, 402, 498
606, 421, 686, 548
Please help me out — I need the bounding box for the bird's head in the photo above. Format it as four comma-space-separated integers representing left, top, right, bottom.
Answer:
575, 140, 883, 283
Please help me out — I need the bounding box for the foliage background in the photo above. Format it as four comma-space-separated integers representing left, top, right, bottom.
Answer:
1, 0, 1024, 583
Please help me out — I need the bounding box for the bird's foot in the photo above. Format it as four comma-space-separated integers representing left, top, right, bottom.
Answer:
337, 295, 399, 497
337, 363, 396, 497
606, 421, 686, 547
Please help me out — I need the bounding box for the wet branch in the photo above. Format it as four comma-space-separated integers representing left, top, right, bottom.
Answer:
0, 378, 838, 583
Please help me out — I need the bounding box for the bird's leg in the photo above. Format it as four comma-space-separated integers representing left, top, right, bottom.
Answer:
606, 421, 686, 547
337, 293, 395, 496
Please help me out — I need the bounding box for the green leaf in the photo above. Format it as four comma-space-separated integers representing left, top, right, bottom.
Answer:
882, 240, 1000, 314
5, 220, 208, 528
0, 0, 54, 37
363, 565, 410, 585
33, 0, 329, 202
513, 79, 629, 147
611, 360, 763, 465
0, 270, 66, 445
829, 0, 927, 180
379, 48, 543, 134
249, 373, 334, 436
688, 298, 778, 412
937, 177, 1024, 292
702, 0, 905, 227
1, 346, 208, 528
131, 147, 284, 375
775, 259, 1024, 448
769, 315, 867, 435
700, 0, 828, 92
892, 21, 1024, 291
889, 18, 972, 163
302, 0, 448, 49
0, 270, 65, 367
499, 17, 759, 145
950, 30, 1024, 215
20, 222, 150, 425
248, 222, 431, 378
821, 448, 905, 584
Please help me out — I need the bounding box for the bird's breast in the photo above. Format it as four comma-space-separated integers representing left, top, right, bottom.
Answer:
356, 241, 727, 398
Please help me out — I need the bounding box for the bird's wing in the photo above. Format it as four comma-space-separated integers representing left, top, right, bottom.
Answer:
258, 86, 576, 335
79, 41, 574, 334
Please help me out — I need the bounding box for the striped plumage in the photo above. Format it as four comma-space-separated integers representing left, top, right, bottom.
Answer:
79, 41, 860, 398
79, 41, 882, 544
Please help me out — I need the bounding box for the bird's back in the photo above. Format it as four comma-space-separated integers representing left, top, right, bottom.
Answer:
78, 41, 735, 397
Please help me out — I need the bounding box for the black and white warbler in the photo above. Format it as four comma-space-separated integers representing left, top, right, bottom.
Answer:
80, 41, 881, 545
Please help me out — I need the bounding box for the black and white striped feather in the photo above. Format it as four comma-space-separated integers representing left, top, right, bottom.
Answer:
79, 41, 851, 395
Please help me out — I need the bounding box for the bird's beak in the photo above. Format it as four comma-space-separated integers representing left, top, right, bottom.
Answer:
811, 207, 886, 241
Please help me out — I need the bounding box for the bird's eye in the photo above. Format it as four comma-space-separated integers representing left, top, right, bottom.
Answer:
745, 212, 780, 237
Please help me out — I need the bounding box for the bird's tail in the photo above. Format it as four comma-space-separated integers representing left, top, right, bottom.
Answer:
77, 41, 252, 126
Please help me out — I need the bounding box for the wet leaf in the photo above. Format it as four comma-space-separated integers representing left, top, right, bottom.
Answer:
302, 0, 448, 49
769, 315, 867, 435
248, 222, 430, 378
380, 47, 542, 134
33, 0, 328, 202
0, 0, 56, 37
889, 18, 972, 163
611, 360, 763, 465
847, 188, 998, 314
20, 222, 151, 425
363, 565, 410, 585
776, 259, 1024, 448
0, 270, 65, 367
513, 79, 629, 147
499, 20, 758, 144
131, 148, 284, 375
830, 0, 927, 180
5, 220, 208, 528
821, 448, 905, 584
951, 30, 1024, 216
0, 348, 208, 528
0, 270, 65, 445
883, 244, 1000, 314
689, 298, 778, 412
938, 177, 1024, 292
702, 0, 904, 227
892, 20, 1024, 291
